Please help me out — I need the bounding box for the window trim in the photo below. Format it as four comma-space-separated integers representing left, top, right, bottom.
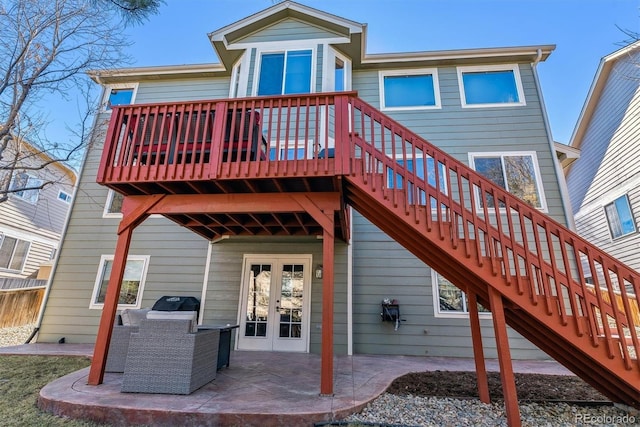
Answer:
89, 254, 150, 309
432, 272, 491, 319
379, 68, 441, 111
469, 151, 547, 212
604, 194, 637, 240
10, 172, 42, 204
457, 64, 526, 108
0, 234, 32, 273
252, 45, 317, 96
57, 190, 72, 204
103, 189, 124, 218
102, 83, 138, 112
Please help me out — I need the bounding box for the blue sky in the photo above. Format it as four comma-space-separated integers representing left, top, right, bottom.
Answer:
44, 0, 640, 151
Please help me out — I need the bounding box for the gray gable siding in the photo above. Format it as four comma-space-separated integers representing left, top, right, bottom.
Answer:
567, 54, 640, 214
568, 51, 640, 272
235, 18, 342, 44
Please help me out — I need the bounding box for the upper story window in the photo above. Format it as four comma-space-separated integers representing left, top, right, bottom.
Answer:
58, 190, 72, 204
103, 190, 124, 218
457, 65, 525, 107
10, 172, 42, 204
470, 152, 546, 211
257, 49, 313, 95
0, 235, 31, 272
379, 69, 440, 110
103, 83, 138, 111
605, 194, 636, 239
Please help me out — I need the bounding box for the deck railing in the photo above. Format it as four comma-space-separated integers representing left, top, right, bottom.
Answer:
97, 93, 354, 184
345, 94, 640, 368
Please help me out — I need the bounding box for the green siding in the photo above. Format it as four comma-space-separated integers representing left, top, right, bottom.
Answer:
235, 18, 342, 44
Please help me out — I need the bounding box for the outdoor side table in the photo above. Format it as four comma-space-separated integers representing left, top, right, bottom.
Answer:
198, 324, 239, 370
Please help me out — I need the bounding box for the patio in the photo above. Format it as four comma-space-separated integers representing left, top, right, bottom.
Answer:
0, 344, 572, 426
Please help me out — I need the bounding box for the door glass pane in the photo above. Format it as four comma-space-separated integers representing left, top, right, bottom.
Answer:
258, 53, 285, 96
245, 264, 271, 337
335, 57, 345, 91
279, 264, 304, 338
284, 50, 312, 94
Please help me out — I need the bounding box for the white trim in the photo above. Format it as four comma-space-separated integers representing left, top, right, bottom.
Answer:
604, 194, 637, 241
236, 253, 312, 353
457, 64, 526, 108
102, 189, 123, 218
0, 234, 32, 274
379, 68, 442, 111
89, 254, 150, 310
0, 224, 59, 248
228, 36, 349, 51
322, 45, 352, 92
199, 242, 214, 325
229, 53, 249, 98
347, 206, 353, 356
468, 151, 548, 212
431, 271, 491, 319
57, 190, 72, 204
103, 189, 162, 219
252, 44, 317, 96
101, 82, 139, 112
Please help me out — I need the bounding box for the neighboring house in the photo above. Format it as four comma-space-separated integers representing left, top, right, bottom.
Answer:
0, 139, 76, 281
36, 2, 638, 406
566, 41, 640, 274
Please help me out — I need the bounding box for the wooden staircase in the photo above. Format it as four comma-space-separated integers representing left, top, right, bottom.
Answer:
341, 96, 640, 408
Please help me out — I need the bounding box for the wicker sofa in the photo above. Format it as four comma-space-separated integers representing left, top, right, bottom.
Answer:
121, 316, 219, 395
105, 308, 150, 373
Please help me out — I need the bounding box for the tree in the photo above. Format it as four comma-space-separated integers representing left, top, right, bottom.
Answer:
0, 0, 162, 203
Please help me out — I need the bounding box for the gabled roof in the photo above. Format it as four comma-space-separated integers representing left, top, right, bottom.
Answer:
89, 2, 554, 83
569, 40, 640, 150
208, 1, 365, 70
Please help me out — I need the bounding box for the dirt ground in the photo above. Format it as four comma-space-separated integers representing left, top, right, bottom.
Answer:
386, 371, 610, 402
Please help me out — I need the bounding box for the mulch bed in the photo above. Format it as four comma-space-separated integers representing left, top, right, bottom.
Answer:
386, 371, 610, 403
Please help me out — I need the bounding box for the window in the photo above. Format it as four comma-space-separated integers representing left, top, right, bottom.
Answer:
387, 156, 447, 206
90, 255, 149, 309
103, 83, 137, 111
458, 65, 525, 107
58, 190, 72, 203
103, 190, 124, 218
379, 69, 440, 110
605, 195, 636, 239
433, 273, 490, 317
10, 172, 42, 204
470, 152, 545, 210
0, 235, 31, 272
257, 49, 313, 96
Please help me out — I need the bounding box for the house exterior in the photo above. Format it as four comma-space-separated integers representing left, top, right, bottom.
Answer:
34, 2, 639, 407
0, 139, 76, 281
565, 41, 640, 274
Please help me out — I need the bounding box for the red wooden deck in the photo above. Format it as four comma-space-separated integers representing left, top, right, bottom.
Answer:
93, 92, 640, 421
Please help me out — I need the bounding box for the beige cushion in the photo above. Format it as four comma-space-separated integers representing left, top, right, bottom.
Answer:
120, 308, 151, 327
146, 310, 199, 333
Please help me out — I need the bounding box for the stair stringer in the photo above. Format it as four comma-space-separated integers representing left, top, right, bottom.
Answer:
343, 173, 640, 408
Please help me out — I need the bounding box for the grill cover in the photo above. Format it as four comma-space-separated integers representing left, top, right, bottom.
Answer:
151, 296, 200, 315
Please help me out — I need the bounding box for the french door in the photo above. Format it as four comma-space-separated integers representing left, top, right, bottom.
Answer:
237, 254, 312, 352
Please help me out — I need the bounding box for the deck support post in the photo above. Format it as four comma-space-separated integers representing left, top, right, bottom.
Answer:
468, 290, 490, 404
87, 196, 154, 386
320, 219, 335, 395
488, 287, 521, 427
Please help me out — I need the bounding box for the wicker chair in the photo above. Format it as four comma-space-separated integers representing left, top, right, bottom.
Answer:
121, 318, 219, 395
105, 323, 138, 373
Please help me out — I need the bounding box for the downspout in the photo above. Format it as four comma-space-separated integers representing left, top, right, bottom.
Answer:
532, 48, 576, 230
347, 207, 353, 356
